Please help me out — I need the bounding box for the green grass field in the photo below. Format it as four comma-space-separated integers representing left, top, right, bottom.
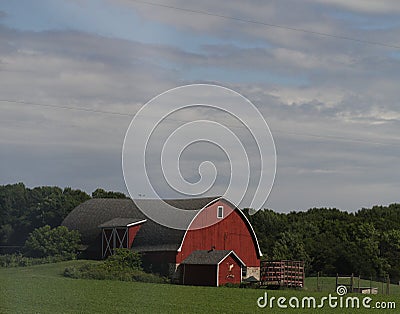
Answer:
305, 276, 400, 295
1, 261, 399, 313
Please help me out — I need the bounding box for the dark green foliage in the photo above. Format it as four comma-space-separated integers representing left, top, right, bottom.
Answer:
91, 188, 127, 199
24, 225, 81, 259
249, 203, 400, 282
221, 282, 241, 288
63, 250, 168, 283
0, 253, 70, 267
271, 231, 310, 265
104, 248, 142, 271
380, 229, 400, 280
0, 183, 90, 249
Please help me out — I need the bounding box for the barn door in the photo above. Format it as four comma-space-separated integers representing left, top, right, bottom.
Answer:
101, 227, 129, 258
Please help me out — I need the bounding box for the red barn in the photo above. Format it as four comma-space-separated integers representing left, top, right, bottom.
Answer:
62, 197, 262, 285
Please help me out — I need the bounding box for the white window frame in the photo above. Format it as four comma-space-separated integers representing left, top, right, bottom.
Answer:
217, 205, 224, 219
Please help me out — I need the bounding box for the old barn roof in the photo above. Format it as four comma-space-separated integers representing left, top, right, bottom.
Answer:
62, 197, 217, 252
181, 250, 245, 266
98, 218, 146, 228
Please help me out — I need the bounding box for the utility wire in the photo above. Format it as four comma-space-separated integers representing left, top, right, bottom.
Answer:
2, 99, 400, 148
129, 0, 400, 50
0, 99, 133, 117
272, 130, 400, 147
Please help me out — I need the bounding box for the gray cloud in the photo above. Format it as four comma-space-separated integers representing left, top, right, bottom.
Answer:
0, 1, 399, 211
310, 0, 400, 14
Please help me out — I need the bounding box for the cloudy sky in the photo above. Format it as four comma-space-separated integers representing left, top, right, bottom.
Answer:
0, 0, 399, 212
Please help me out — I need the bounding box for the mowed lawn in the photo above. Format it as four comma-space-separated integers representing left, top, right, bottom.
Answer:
1, 261, 399, 314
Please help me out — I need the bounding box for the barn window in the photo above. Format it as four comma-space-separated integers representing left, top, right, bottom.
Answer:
217, 206, 224, 218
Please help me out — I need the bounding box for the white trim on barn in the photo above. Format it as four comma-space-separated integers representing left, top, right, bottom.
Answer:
216, 250, 246, 268
217, 250, 246, 286
127, 219, 147, 227
216, 263, 219, 287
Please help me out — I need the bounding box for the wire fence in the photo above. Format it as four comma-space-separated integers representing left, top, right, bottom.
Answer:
307, 272, 400, 295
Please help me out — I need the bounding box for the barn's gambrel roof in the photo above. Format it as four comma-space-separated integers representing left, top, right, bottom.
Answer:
62, 197, 215, 252
98, 218, 147, 228
62, 196, 262, 256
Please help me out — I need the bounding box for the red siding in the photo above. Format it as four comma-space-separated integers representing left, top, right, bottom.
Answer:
218, 255, 242, 286
177, 200, 260, 267
128, 225, 142, 248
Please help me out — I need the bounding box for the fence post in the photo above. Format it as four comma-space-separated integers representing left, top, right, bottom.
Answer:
370, 276, 372, 293
387, 274, 390, 295
336, 273, 338, 291
351, 273, 354, 293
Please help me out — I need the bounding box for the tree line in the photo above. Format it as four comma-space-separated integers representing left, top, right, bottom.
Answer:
1, 183, 399, 282
246, 204, 400, 282
0, 183, 126, 250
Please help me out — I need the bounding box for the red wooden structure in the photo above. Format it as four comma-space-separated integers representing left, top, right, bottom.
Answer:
177, 199, 261, 267
181, 250, 245, 286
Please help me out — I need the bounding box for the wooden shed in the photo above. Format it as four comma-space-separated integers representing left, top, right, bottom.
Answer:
181, 250, 245, 286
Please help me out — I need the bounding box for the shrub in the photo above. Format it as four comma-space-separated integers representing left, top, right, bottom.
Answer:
0, 253, 68, 267
63, 249, 168, 283
221, 282, 241, 288
63, 266, 80, 278
63, 260, 169, 283
104, 248, 142, 271
24, 225, 81, 259
132, 271, 168, 284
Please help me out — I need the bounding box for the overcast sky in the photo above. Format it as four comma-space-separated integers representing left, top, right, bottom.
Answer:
0, 0, 399, 212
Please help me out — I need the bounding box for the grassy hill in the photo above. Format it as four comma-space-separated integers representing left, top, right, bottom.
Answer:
1, 261, 399, 313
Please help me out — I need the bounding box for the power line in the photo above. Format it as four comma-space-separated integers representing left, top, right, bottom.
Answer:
129, 0, 400, 50
272, 130, 400, 147
0, 99, 134, 117
1, 99, 400, 148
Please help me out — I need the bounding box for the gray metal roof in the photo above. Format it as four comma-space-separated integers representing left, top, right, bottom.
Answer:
98, 218, 146, 228
181, 250, 245, 266
62, 197, 217, 252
